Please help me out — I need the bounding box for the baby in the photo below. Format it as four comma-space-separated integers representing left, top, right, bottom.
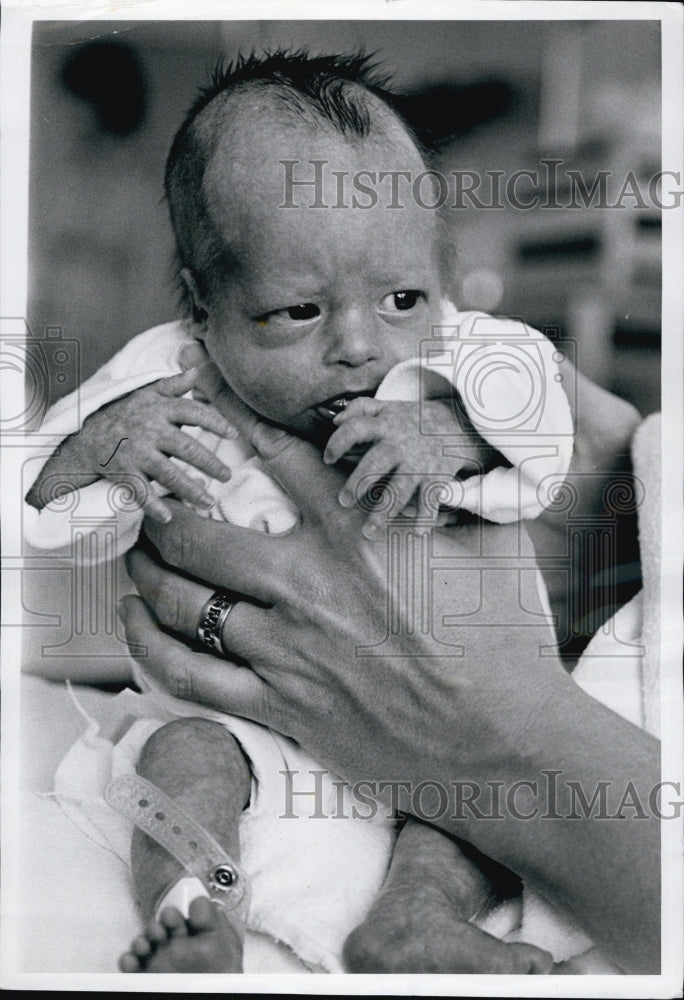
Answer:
25, 52, 572, 974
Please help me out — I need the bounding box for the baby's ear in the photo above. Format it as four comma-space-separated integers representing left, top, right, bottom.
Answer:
180, 267, 208, 325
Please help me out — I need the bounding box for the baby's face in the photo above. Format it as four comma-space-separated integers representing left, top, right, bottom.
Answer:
197, 118, 444, 445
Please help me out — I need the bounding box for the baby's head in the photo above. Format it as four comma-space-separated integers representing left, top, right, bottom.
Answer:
165, 51, 450, 444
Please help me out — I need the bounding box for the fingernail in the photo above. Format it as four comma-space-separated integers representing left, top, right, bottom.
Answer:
338, 490, 354, 508
158, 509, 173, 523
223, 424, 239, 440
199, 494, 214, 509
363, 522, 379, 540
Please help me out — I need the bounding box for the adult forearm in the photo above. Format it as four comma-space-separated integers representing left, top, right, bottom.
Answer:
431, 677, 661, 974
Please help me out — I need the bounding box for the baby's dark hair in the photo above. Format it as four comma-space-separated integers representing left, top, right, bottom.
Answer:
164, 49, 450, 317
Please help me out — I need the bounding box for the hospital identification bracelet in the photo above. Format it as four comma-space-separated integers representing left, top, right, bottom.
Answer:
106, 773, 249, 915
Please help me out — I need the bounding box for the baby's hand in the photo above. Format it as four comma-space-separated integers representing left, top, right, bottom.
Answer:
323, 397, 488, 538
78, 368, 237, 522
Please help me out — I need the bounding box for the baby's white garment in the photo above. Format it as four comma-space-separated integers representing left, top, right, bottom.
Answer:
23, 302, 573, 554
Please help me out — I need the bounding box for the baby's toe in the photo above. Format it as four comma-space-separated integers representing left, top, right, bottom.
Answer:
158, 905, 189, 937
186, 896, 220, 932
508, 942, 554, 974
118, 950, 143, 973
143, 919, 169, 946
131, 934, 153, 958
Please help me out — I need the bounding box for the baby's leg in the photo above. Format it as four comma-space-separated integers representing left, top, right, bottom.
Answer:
119, 717, 251, 973
343, 817, 553, 974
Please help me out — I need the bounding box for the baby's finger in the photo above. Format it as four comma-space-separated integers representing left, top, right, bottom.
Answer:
362, 472, 418, 539
332, 396, 385, 423
160, 429, 232, 483
100, 467, 173, 523
323, 416, 382, 466
154, 367, 200, 397
144, 455, 215, 511
338, 442, 399, 510
170, 397, 238, 439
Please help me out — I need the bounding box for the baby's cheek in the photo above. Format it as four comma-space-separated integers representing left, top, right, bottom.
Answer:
235, 372, 293, 425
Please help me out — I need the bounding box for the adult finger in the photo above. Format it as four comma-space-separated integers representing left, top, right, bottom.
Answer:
126, 546, 215, 636
142, 502, 287, 604
126, 547, 262, 664
178, 340, 211, 372
249, 423, 360, 529
119, 595, 269, 722
178, 342, 220, 404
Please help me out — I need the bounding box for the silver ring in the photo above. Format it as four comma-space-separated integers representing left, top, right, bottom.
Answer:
197, 590, 237, 655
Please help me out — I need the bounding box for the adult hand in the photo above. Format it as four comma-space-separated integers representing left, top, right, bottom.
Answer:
527, 360, 643, 661
179, 336, 644, 660
125, 423, 567, 777
120, 405, 660, 974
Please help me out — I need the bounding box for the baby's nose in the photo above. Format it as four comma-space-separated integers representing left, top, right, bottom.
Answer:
326, 309, 380, 367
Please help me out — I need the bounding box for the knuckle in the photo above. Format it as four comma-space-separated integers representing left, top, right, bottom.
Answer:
162, 464, 184, 489
183, 440, 203, 462
167, 660, 193, 700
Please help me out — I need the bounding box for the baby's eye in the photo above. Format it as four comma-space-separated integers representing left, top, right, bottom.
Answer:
258, 303, 320, 325
381, 290, 424, 312
283, 303, 320, 320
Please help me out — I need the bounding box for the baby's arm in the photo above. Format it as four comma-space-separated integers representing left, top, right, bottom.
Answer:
26, 367, 236, 523
323, 395, 496, 539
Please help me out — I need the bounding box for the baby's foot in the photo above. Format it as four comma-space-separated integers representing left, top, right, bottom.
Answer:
343, 868, 553, 975
119, 897, 243, 973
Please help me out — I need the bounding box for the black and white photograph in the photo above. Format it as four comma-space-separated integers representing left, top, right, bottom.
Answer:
1, 2, 682, 994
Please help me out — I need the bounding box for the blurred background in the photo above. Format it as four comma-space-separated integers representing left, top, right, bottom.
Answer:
28, 19, 662, 416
